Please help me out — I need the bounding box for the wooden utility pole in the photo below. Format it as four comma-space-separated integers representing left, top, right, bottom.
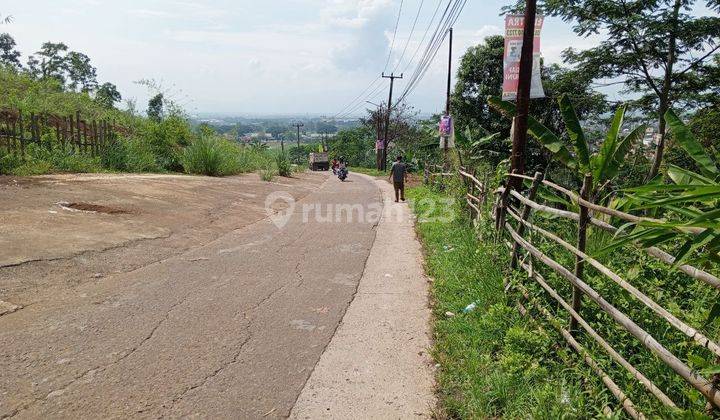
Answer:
509, 0, 537, 189
280, 134, 285, 153
444, 27, 454, 166
445, 28, 453, 116
294, 122, 304, 148
381, 72, 402, 171
367, 100, 383, 170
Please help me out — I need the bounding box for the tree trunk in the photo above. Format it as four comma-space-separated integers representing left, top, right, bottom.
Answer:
648, 0, 681, 180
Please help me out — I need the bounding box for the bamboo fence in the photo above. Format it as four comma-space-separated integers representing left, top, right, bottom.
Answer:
0, 109, 118, 158
435, 167, 720, 417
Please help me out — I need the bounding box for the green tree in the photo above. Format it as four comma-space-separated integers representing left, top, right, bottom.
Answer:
147, 93, 164, 121
65, 51, 97, 92
27, 42, 68, 84
452, 36, 606, 175
0, 33, 20, 68
451, 35, 506, 136
95, 82, 122, 109
543, 0, 720, 179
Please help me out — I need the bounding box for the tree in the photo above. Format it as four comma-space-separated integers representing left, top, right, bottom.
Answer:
147, 93, 164, 121
452, 36, 607, 175
0, 33, 20, 68
65, 51, 97, 92
451, 35, 507, 137
543, 0, 720, 180
490, 95, 647, 197
95, 82, 121, 109
27, 42, 68, 83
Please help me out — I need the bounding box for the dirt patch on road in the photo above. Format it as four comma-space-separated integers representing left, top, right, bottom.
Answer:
59, 202, 133, 214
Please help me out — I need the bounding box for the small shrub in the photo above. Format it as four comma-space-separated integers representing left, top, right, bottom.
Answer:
101, 138, 159, 173
275, 152, 292, 177
260, 163, 275, 181
181, 137, 239, 176
11, 160, 53, 176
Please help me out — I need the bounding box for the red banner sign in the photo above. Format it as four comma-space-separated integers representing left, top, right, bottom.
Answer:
502, 15, 545, 101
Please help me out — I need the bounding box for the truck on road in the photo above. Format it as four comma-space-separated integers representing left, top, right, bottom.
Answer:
309, 152, 329, 171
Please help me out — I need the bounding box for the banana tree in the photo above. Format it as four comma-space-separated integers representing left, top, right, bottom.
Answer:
489, 94, 647, 197
618, 109, 720, 267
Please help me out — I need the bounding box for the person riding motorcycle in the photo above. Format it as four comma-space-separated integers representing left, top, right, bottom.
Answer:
337, 157, 348, 181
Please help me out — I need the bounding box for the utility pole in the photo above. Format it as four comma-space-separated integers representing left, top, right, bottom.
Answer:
381, 72, 402, 171
280, 134, 285, 153
444, 28, 454, 166
367, 100, 383, 170
509, 0, 537, 188
294, 122, 304, 148
445, 28, 453, 115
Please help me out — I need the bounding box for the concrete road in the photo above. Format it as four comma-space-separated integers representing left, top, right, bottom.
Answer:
0, 173, 381, 419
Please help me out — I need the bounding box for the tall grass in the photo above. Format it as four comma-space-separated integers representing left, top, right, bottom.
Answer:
181, 136, 276, 177
408, 186, 605, 419
275, 152, 292, 177
1, 143, 102, 176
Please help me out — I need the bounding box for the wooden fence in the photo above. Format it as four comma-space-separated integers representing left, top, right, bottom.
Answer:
427, 167, 720, 417
0, 109, 118, 158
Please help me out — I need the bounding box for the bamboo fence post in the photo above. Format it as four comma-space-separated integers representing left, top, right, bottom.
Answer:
69, 115, 76, 152
75, 111, 82, 153
18, 111, 25, 158
92, 120, 98, 156
570, 174, 593, 332
505, 224, 720, 406
511, 171, 544, 269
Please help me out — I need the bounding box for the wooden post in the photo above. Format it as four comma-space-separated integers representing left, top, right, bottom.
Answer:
511, 171, 544, 269
75, 111, 82, 153
570, 173, 593, 332
18, 111, 25, 158
69, 115, 76, 151
92, 120, 98, 156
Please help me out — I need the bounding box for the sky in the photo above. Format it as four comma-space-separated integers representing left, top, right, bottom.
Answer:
5, 0, 604, 116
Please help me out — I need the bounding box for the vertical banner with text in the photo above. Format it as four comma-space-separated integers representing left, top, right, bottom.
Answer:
502, 14, 545, 101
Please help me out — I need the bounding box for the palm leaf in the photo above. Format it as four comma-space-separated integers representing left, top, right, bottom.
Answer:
558, 95, 590, 174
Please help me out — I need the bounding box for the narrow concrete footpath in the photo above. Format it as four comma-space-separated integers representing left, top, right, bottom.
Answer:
290, 176, 436, 419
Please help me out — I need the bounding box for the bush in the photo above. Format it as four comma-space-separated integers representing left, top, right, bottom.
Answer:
101, 138, 160, 173
181, 136, 241, 176
1, 143, 101, 176
139, 114, 193, 171
260, 164, 275, 181
275, 152, 292, 177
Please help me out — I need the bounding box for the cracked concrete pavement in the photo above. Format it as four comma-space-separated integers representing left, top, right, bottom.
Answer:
1, 171, 385, 418
290, 177, 435, 419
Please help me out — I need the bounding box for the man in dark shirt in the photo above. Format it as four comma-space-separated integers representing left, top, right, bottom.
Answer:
388, 155, 407, 202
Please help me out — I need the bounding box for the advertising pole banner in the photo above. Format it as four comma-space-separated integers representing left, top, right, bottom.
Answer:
502, 14, 545, 101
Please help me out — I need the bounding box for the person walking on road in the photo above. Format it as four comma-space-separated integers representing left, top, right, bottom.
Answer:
389, 155, 408, 203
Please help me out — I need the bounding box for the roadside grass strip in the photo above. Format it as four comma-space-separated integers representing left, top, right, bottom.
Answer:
408, 186, 611, 419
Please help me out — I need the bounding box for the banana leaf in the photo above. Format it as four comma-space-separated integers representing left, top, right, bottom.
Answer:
559, 95, 590, 174
665, 109, 719, 179
488, 96, 576, 170
593, 105, 626, 183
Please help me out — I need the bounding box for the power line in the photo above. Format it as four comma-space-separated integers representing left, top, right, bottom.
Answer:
333, 0, 407, 120
391, 0, 426, 73
398, 0, 445, 76
383, 0, 405, 72
396, 0, 467, 105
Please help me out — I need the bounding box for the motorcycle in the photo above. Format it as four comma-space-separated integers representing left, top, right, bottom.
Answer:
337, 167, 348, 181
